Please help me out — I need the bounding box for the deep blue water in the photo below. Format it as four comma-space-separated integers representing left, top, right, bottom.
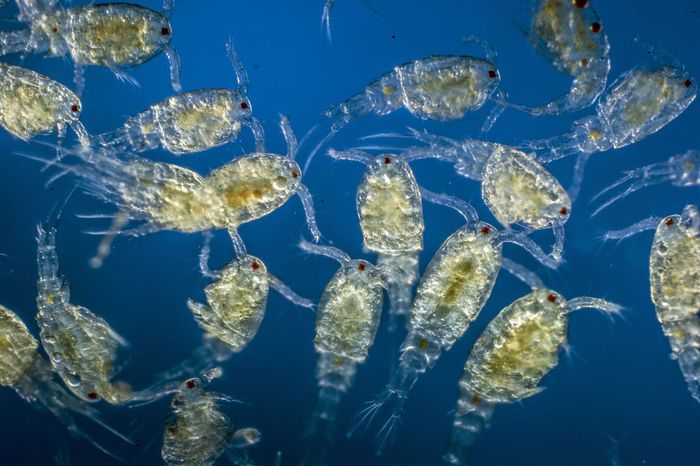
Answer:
1, 1, 699, 465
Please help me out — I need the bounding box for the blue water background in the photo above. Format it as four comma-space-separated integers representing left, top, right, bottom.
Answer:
0, 1, 699, 464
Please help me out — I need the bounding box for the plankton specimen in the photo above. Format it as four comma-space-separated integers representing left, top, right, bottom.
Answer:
0, 303, 134, 459
513, 0, 610, 115
442, 289, 620, 464
591, 150, 700, 216
0, 62, 89, 147
321, 0, 382, 42
96, 40, 265, 155
326, 149, 423, 326
162, 372, 261, 466
302, 48, 504, 172
526, 60, 697, 200
604, 205, 700, 404
2, 1, 181, 95
298, 240, 385, 466
350, 191, 558, 453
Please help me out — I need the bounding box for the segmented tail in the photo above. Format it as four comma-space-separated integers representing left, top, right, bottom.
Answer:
442, 391, 495, 465
666, 317, 700, 404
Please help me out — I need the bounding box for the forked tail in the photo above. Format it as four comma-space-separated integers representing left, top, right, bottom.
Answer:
302, 385, 342, 466
442, 390, 495, 465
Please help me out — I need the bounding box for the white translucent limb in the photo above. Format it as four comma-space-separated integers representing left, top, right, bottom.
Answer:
442, 394, 495, 465
269, 274, 315, 309
299, 239, 350, 265
198, 231, 217, 279
501, 257, 544, 289
498, 230, 561, 270
89, 211, 129, 269
247, 116, 266, 152
567, 151, 592, 203
681, 205, 700, 233
73, 61, 85, 98
55, 123, 66, 162
164, 45, 182, 93
108, 65, 140, 88
420, 187, 479, 225
321, 0, 335, 42
327, 147, 375, 165
227, 227, 248, 257
461, 35, 498, 62
552, 224, 565, 262
590, 164, 675, 217
566, 297, 623, 316
480, 90, 507, 136
601, 217, 661, 241
296, 183, 322, 241
0, 28, 33, 56
71, 120, 91, 148
280, 114, 296, 159
226, 38, 249, 93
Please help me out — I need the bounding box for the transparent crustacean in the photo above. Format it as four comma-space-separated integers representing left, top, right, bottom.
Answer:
349, 192, 559, 453
162, 371, 261, 466
591, 150, 700, 216
603, 205, 700, 404
151, 232, 314, 384
320, 0, 382, 42
0, 303, 135, 460
359, 129, 571, 260
36, 224, 171, 405
442, 289, 620, 465
24, 116, 320, 267
96, 40, 265, 155
2, 1, 181, 95
0, 62, 89, 148
326, 148, 423, 328
298, 240, 385, 466
512, 0, 610, 115
525, 60, 697, 201
301, 48, 504, 172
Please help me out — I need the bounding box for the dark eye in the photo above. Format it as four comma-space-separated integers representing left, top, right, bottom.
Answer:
185, 379, 197, 389
685, 79, 692, 88
488, 70, 498, 78
70, 104, 80, 113
87, 391, 98, 400
161, 26, 171, 36
240, 102, 249, 110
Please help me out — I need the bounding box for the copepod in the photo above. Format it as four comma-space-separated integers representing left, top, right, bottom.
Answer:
525, 57, 697, 200
512, 0, 610, 115
327, 148, 424, 327
35, 224, 170, 405
442, 289, 620, 464
162, 372, 261, 466
603, 205, 700, 404
2, 1, 181, 95
0, 303, 135, 459
25, 115, 320, 267
96, 40, 265, 155
301, 48, 504, 172
349, 192, 557, 453
591, 150, 700, 216
298, 240, 385, 466
0, 62, 89, 147
360, 130, 571, 260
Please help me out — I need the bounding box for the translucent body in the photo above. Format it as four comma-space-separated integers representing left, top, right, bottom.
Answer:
0, 303, 39, 387
515, 0, 610, 115
0, 63, 87, 144
36, 226, 131, 404
162, 377, 259, 466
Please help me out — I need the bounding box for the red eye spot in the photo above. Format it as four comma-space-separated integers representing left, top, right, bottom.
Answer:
472, 393, 481, 404
488, 70, 497, 78
240, 102, 249, 110
384, 157, 392, 164
573, 0, 588, 8
560, 207, 568, 215
665, 217, 675, 226
186, 380, 196, 389
481, 226, 490, 235
590, 22, 601, 33
358, 263, 366, 271
291, 170, 299, 178
251, 261, 259, 270
547, 294, 557, 302
70, 104, 79, 113
161, 26, 170, 36
52, 27, 58, 33
685, 79, 692, 88
87, 391, 98, 400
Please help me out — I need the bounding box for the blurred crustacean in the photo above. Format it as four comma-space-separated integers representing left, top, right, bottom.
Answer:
0, 303, 135, 459
442, 289, 620, 465
525, 60, 697, 200
298, 240, 385, 466
36, 224, 170, 405
301, 49, 505, 172
2, 1, 181, 95
96, 40, 265, 155
162, 372, 261, 466
591, 150, 700, 216
512, 0, 610, 115
0, 62, 89, 148
24, 116, 320, 268
326, 148, 424, 329
604, 205, 700, 404
360, 130, 570, 261
349, 192, 558, 453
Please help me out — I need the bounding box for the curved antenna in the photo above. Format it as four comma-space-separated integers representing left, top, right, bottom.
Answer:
462, 35, 498, 62
498, 230, 561, 270
322, 0, 335, 42
226, 38, 249, 93
327, 148, 375, 165
269, 274, 315, 309
601, 217, 661, 241
198, 231, 217, 279
567, 297, 623, 315
299, 239, 350, 265
228, 228, 248, 257
280, 114, 297, 159
164, 45, 182, 93
420, 187, 479, 225
296, 183, 322, 242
